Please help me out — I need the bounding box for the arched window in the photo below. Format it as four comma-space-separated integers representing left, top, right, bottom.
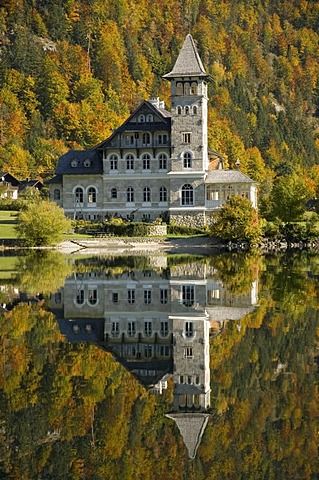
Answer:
184, 82, 191, 95
185, 321, 194, 337
183, 152, 192, 168
193, 105, 198, 115
111, 187, 117, 199
126, 187, 134, 202
143, 186, 151, 202
126, 154, 134, 170
109, 154, 118, 170
176, 83, 183, 95
142, 132, 151, 145
138, 114, 145, 123
181, 184, 193, 206
146, 114, 153, 122
159, 186, 167, 202
53, 189, 60, 200
158, 153, 167, 170
87, 187, 97, 203
177, 106, 182, 115
191, 82, 198, 94
88, 289, 98, 305
185, 106, 190, 115
75, 187, 84, 204
142, 154, 151, 170
76, 289, 84, 304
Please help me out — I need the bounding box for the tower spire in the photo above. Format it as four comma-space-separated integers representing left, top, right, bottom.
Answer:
163, 34, 208, 79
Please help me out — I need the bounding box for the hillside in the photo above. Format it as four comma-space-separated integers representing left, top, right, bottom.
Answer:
1, 1, 319, 216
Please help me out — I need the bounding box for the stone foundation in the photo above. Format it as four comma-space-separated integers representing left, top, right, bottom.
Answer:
170, 213, 206, 228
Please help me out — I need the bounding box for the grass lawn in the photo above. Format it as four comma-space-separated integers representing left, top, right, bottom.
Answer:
0, 211, 19, 239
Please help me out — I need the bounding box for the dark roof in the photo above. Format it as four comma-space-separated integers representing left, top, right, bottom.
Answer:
19, 180, 43, 191
0, 172, 20, 186
205, 170, 256, 184
46, 175, 63, 184
56, 149, 103, 175
96, 100, 171, 150
163, 34, 209, 79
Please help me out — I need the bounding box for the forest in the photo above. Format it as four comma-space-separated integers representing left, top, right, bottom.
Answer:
1, 0, 319, 217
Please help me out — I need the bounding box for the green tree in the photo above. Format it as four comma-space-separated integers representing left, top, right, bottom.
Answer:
16, 200, 72, 246
210, 196, 261, 243
270, 173, 314, 222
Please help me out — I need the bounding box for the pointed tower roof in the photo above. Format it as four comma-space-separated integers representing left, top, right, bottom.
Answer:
163, 34, 208, 79
166, 413, 210, 459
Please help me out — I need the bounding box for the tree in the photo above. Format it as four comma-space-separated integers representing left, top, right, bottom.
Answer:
16, 200, 72, 246
210, 196, 261, 243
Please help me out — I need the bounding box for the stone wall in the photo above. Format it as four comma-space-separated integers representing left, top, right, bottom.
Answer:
146, 225, 167, 236
170, 212, 206, 228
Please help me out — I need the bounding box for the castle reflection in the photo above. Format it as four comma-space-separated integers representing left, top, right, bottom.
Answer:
51, 255, 258, 458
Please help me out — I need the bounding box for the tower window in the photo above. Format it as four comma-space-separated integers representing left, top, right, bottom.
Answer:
177, 106, 182, 115
193, 105, 198, 115
182, 132, 191, 143
182, 285, 194, 306
111, 187, 117, 199
191, 82, 198, 95
185, 106, 190, 115
177, 83, 183, 95
183, 152, 192, 168
185, 321, 194, 337
184, 347, 193, 358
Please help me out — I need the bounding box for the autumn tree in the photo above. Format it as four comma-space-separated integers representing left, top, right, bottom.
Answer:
16, 200, 72, 246
210, 195, 262, 243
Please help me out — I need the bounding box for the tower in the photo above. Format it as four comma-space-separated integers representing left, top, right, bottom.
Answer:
163, 34, 210, 173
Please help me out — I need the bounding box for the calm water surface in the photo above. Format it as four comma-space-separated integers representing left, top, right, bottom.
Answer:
0, 250, 319, 479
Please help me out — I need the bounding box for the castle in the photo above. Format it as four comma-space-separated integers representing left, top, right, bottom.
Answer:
49, 34, 257, 227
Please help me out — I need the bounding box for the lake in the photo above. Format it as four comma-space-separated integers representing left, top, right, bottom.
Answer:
0, 250, 319, 479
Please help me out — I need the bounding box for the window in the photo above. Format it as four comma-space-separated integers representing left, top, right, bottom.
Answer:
146, 114, 153, 122
160, 288, 168, 304
75, 187, 84, 204
112, 292, 118, 303
128, 289, 135, 304
191, 82, 198, 95
193, 105, 198, 115
111, 322, 119, 336
159, 186, 167, 203
83, 159, 91, 167
144, 289, 152, 304
182, 285, 194, 307
110, 154, 118, 170
128, 321, 136, 337
144, 321, 152, 337
182, 132, 191, 143
158, 134, 168, 145
76, 289, 84, 304
206, 187, 219, 201
88, 187, 96, 203
184, 347, 193, 358
181, 184, 193, 206
88, 289, 97, 305
185, 106, 190, 115
177, 106, 182, 115
142, 213, 151, 221
160, 346, 170, 357
126, 154, 134, 170
111, 187, 117, 199
55, 292, 62, 304
183, 152, 192, 168
158, 153, 167, 170
144, 345, 153, 358
139, 114, 145, 123
160, 321, 169, 336
184, 82, 191, 95
125, 134, 135, 145
143, 187, 151, 202
176, 83, 183, 95
185, 321, 194, 338
126, 187, 134, 202
71, 159, 78, 167
142, 154, 151, 170
53, 189, 61, 200
142, 132, 151, 145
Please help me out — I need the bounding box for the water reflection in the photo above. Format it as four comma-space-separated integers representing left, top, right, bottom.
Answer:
51, 254, 258, 459
1, 251, 319, 479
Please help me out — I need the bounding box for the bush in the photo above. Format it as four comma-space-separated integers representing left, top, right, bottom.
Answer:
16, 200, 72, 246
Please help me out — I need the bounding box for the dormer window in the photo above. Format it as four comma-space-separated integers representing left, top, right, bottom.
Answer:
138, 114, 145, 123
71, 159, 78, 167
83, 159, 91, 167
146, 114, 153, 122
